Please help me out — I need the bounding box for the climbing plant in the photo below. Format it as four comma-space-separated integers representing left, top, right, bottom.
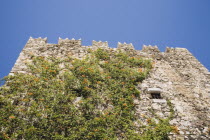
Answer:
0, 49, 172, 139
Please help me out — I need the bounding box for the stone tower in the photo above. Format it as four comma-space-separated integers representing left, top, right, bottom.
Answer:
10, 37, 210, 139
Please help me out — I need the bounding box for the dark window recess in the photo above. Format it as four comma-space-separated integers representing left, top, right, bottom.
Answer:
151, 93, 162, 99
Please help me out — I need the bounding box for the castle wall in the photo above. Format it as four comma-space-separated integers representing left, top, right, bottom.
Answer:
138, 47, 210, 139
10, 37, 210, 139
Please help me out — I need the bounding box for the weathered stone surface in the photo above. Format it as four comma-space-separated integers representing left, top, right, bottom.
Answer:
10, 37, 210, 139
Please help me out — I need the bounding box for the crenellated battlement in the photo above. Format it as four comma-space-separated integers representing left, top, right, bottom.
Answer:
165, 47, 189, 53
19, 37, 210, 65
27, 37, 47, 45
19, 37, 210, 62
26, 37, 195, 54
58, 37, 81, 46
24, 37, 140, 50
92, 40, 109, 48
117, 42, 134, 50
142, 45, 160, 52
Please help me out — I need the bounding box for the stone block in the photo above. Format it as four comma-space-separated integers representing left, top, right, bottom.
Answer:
147, 88, 162, 94
152, 99, 167, 103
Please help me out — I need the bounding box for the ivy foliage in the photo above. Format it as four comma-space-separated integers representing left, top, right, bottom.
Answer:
0, 49, 172, 139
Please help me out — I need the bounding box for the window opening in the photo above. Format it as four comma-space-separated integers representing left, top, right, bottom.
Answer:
151, 93, 162, 99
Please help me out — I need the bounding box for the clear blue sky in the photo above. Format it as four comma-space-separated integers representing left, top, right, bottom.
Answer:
1, 0, 210, 79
